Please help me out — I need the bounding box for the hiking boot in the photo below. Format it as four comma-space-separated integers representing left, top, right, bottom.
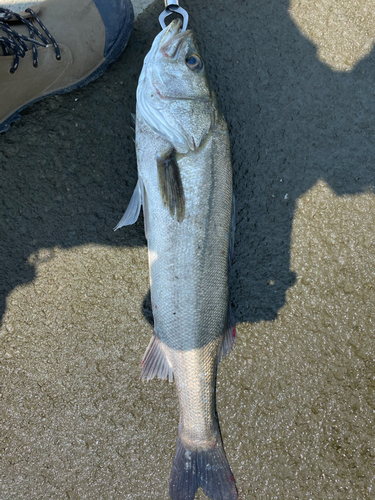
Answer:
0, 0, 134, 133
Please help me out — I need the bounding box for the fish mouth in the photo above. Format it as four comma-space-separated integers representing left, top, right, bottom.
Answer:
160, 18, 183, 43
159, 19, 191, 58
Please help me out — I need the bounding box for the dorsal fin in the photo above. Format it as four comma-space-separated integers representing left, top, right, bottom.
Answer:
219, 304, 236, 363
157, 149, 185, 222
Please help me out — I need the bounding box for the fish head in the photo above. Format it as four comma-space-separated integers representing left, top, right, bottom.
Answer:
137, 20, 218, 153
154, 20, 210, 101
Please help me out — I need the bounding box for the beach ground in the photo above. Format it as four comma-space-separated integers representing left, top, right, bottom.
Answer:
1, 1, 374, 498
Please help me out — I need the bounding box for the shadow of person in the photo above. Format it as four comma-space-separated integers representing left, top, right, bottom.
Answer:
192, 0, 375, 323
1, 0, 374, 328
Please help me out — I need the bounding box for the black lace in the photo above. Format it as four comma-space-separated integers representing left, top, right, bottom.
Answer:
0, 8, 61, 73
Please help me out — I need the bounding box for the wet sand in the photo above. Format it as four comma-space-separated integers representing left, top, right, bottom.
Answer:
1, 0, 374, 498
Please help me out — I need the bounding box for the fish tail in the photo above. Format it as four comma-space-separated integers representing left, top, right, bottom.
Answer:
169, 435, 238, 500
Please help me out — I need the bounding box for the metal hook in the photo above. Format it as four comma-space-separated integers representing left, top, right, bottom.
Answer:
159, 0, 189, 32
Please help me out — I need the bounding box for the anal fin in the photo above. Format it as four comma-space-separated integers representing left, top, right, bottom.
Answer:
141, 332, 173, 383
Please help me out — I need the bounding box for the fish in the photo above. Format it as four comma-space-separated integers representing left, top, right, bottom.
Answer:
115, 19, 237, 500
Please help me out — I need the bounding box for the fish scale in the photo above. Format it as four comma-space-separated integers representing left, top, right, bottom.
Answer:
116, 19, 237, 500
149, 128, 231, 351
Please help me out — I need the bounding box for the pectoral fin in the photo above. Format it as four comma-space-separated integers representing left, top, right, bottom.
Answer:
157, 149, 185, 223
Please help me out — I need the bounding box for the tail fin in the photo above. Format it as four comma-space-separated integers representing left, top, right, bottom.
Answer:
169, 437, 238, 500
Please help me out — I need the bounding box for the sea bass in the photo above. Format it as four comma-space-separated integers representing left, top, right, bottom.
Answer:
116, 19, 237, 500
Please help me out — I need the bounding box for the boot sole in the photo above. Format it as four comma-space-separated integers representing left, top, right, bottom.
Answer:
0, 1, 134, 133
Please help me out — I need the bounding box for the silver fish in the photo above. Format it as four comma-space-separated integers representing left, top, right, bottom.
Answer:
116, 19, 237, 500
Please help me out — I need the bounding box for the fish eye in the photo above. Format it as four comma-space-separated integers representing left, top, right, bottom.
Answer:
186, 54, 203, 72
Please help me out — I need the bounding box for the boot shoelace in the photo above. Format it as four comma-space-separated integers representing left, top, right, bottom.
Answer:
0, 8, 61, 73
